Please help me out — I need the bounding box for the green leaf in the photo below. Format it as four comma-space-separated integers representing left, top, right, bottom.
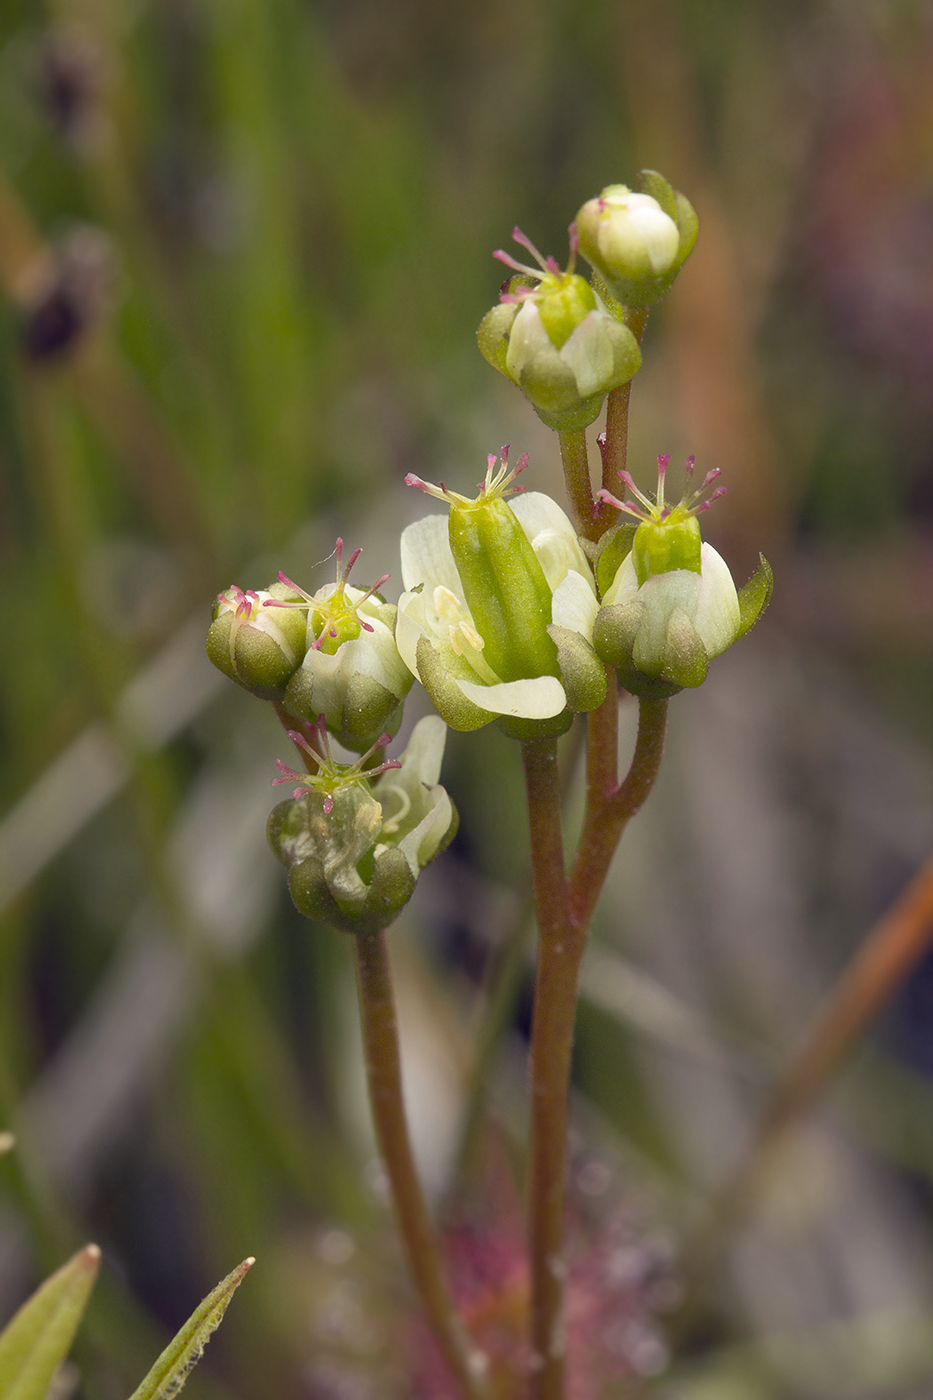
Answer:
0, 1244, 101, 1400
127, 1258, 254, 1400
736, 554, 774, 638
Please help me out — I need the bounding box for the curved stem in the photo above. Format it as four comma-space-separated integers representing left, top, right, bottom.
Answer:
354, 931, 488, 1400
522, 738, 572, 1400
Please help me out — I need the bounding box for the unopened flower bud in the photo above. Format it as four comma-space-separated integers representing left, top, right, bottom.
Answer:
576, 171, 698, 308
591, 455, 771, 696
477, 227, 641, 432
206, 581, 307, 701
267, 717, 457, 935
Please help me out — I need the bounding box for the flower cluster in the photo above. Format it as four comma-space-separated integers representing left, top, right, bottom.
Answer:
207, 539, 412, 752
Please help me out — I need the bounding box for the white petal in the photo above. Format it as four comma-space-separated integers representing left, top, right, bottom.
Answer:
396, 786, 453, 876
396, 714, 447, 789
395, 592, 427, 677
624, 196, 680, 273
560, 311, 614, 398
454, 674, 566, 719
505, 301, 551, 378
551, 569, 599, 637
400, 514, 461, 595
693, 543, 741, 658
601, 552, 639, 608
631, 571, 701, 674
511, 493, 590, 583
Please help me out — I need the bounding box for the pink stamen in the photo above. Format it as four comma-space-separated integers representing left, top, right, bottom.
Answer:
511, 226, 549, 271
684, 455, 696, 479
693, 486, 727, 513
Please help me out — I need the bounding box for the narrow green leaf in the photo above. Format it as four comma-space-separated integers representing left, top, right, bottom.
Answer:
127, 1258, 255, 1400
0, 1244, 101, 1400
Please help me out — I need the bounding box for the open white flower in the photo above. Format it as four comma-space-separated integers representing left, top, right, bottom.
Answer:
398, 454, 605, 733
592, 454, 772, 696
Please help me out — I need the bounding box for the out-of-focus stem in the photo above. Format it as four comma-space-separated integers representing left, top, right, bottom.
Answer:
668, 852, 933, 1352
354, 930, 489, 1400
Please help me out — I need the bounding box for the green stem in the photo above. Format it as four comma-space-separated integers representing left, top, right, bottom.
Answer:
558, 429, 609, 542
568, 695, 668, 935
522, 701, 668, 1400
522, 738, 572, 1400
602, 307, 649, 497
353, 931, 488, 1400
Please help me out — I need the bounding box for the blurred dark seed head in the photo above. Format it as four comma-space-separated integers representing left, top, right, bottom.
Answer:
33, 23, 110, 153
17, 224, 115, 362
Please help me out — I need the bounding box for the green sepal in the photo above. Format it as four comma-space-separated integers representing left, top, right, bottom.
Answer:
548, 625, 608, 712
736, 554, 773, 639
595, 522, 637, 595
531, 391, 610, 434
416, 637, 497, 731
592, 601, 689, 700
476, 301, 519, 381
127, 1258, 253, 1400
285, 850, 416, 936
282, 670, 406, 753
496, 708, 574, 742
658, 608, 709, 688
0, 1245, 100, 1400
206, 611, 303, 702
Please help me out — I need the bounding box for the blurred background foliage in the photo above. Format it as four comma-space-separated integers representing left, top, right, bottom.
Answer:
1, 0, 933, 1396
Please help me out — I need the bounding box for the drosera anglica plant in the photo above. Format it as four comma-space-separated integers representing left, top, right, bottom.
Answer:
205, 167, 771, 1400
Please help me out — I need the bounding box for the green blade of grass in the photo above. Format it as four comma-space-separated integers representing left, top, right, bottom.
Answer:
0, 1244, 101, 1400
126, 1258, 254, 1400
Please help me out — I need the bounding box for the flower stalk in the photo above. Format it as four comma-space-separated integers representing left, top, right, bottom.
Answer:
354, 930, 490, 1400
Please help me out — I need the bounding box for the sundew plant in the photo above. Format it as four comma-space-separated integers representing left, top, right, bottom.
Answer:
3, 5, 933, 1400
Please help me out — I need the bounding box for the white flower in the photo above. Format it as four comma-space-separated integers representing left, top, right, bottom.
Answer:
601, 542, 741, 676
587, 188, 680, 277
397, 485, 595, 726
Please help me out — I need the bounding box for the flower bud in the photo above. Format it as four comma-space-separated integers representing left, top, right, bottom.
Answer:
206, 581, 307, 701
591, 456, 772, 696
271, 540, 413, 752
399, 449, 605, 739
267, 717, 457, 935
477, 227, 641, 432
575, 170, 698, 308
